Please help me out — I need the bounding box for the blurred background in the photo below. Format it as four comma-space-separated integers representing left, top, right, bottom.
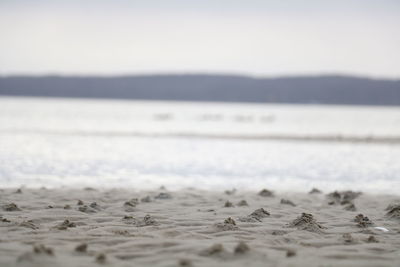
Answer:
0, 0, 399, 193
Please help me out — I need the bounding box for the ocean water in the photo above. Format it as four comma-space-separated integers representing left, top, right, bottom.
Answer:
1, 96, 400, 194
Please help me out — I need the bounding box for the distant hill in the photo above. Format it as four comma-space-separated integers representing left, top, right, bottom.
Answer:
0, 75, 399, 106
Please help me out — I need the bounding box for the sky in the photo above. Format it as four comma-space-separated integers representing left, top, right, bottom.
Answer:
0, 0, 399, 78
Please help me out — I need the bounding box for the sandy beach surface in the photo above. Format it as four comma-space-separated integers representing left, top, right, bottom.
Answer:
1, 187, 400, 267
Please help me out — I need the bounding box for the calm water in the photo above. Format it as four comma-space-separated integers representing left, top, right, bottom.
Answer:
1, 97, 400, 193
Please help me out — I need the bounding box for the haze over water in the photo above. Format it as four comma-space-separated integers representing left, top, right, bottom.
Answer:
1, 97, 399, 194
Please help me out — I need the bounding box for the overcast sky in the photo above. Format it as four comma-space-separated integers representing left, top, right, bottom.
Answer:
1, 0, 399, 78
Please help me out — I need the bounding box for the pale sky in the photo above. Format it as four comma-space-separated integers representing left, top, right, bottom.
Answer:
1, 0, 399, 78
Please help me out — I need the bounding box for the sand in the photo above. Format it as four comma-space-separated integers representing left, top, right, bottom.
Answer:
1, 187, 400, 267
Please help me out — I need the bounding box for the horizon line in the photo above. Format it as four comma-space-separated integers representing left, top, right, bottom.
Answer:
1, 72, 400, 81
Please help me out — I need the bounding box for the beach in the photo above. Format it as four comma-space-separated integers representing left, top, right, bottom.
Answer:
1, 187, 400, 266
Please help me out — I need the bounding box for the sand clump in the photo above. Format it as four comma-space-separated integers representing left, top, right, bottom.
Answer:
327, 190, 362, 212
224, 189, 237, 195
239, 208, 271, 222
234, 241, 250, 254
33, 244, 54, 255
385, 204, 400, 219
56, 219, 76, 230
124, 198, 139, 207
309, 188, 322, 194
155, 192, 172, 200
342, 233, 355, 244
250, 208, 270, 220
237, 200, 248, 206
20, 220, 39, 230
280, 199, 296, 207
344, 203, 357, 211
137, 215, 158, 227
200, 244, 225, 256
89, 202, 102, 210
122, 215, 137, 225
354, 214, 373, 227
178, 258, 193, 266
214, 217, 238, 231
327, 190, 361, 205
1, 216, 11, 222
141, 196, 152, 203
288, 213, 325, 233
78, 204, 98, 213
224, 201, 234, 207
3, 203, 21, 211
75, 243, 88, 253
258, 189, 274, 197
239, 208, 270, 222
286, 249, 296, 257
95, 253, 106, 264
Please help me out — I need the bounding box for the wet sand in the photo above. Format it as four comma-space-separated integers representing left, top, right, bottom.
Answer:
1, 188, 400, 267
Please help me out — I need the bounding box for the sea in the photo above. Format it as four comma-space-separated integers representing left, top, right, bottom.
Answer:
1, 96, 399, 194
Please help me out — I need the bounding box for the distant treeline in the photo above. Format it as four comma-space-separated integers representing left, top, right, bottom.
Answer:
0, 75, 399, 105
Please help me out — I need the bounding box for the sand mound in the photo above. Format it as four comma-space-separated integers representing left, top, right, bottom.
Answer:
288, 213, 326, 233
354, 214, 374, 227
239, 208, 270, 222
385, 204, 400, 219
258, 189, 274, 197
